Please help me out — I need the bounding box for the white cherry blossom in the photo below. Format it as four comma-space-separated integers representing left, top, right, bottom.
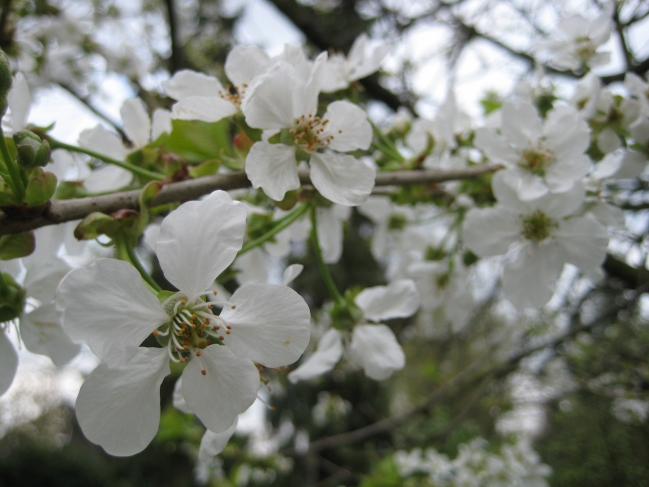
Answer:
463, 172, 609, 309
288, 280, 419, 382
56, 191, 311, 455
475, 101, 591, 201
241, 54, 375, 206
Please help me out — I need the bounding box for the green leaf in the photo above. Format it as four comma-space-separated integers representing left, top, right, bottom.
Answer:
166, 119, 232, 164
188, 158, 221, 178
0, 232, 35, 260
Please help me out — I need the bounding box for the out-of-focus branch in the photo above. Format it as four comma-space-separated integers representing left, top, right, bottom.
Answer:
163, 0, 183, 73
0, 0, 13, 50
0, 165, 502, 235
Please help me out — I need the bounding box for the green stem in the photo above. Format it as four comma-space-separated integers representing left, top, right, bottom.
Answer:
371, 141, 405, 164
115, 233, 162, 293
238, 203, 309, 256
370, 120, 405, 163
0, 272, 10, 296
0, 126, 25, 198
310, 206, 345, 306
49, 139, 165, 181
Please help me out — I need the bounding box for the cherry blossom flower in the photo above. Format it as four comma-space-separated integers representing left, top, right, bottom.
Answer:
474, 101, 591, 201
163, 46, 271, 123
320, 34, 389, 93
288, 280, 419, 382
56, 191, 311, 456
462, 172, 609, 309
241, 54, 375, 206
534, 2, 613, 71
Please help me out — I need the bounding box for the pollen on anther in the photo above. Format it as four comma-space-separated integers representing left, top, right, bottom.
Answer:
196, 350, 202, 357
219, 335, 225, 340
201, 369, 207, 376
213, 290, 217, 295
153, 330, 158, 336
226, 330, 231, 335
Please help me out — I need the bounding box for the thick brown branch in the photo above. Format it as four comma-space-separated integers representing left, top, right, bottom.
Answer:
0, 165, 502, 236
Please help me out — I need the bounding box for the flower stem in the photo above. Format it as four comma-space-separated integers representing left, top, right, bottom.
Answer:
238, 203, 309, 256
115, 232, 162, 293
0, 126, 25, 199
48, 139, 165, 182
310, 206, 345, 306
370, 120, 405, 163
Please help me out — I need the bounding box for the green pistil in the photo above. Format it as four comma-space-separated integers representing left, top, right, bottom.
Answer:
521, 210, 556, 242
519, 148, 554, 177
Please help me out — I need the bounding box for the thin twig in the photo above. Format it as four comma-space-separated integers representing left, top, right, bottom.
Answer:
0, 165, 501, 235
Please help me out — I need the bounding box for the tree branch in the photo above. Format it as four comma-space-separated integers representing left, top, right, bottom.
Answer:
0, 165, 502, 235
163, 0, 183, 73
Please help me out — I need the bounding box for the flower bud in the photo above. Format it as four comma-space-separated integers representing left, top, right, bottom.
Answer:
13, 130, 51, 168
0, 273, 25, 323
24, 168, 57, 207
0, 50, 12, 117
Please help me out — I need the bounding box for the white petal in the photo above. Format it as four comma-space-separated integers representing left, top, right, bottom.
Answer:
317, 206, 346, 264
349, 324, 405, 381
56, 258, 169, 368
310, 152, 375, 206
554, 217, 608, 277
121, 98, 151, 148
474, 128, 518, 166
462, 207, 520, 257
75, 348, 170, 456
282, 264, 304, 285
199, 418, 238, 462
502, 244, 564, 309
234, 247, 270, 285
0, 331, 18, 396
171, 96, 238, 123
245, 142, 299, 201
182, 344, 259, 433
172, 377, 192, 414
242, 61, 295, 129
163, 70, 224, 100
157, 191, 247, 297
220, 283, 311, 367
501, 101, 543, 149
225, 46, 270, 87
84, 164, 133, 193
355, 280, 420, 322
78, 125, 127, 161
322, 101, 372, 152
20, 303, 80, 366
151, 108, 172, 140
22, 254, 70, 303
287, 329, 343, 383
7, 72, 31, 132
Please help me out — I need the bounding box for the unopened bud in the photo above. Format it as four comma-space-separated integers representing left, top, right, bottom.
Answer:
13, 131, 51, 168
0, 273, 25, 323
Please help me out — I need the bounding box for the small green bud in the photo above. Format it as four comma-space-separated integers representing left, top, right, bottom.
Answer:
0, 273, 25, 323
13, 131, 51, 168
0, 50, 12, 117
24, 169, 57, 207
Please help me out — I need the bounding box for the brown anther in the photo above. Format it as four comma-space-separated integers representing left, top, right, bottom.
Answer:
206, 339, 212, 345
231, 304, 236, 309
213, 325, 220, 330
183, 344, 189, 350
226, 330, 231, 335
226, 325, 232, 330
192, 314, 197, 319
196, 350, 202, 357
180, 300, 186, 305
207, 305, 213, 310
219, 335, 225, 340
201, 369, 207, 376
153, 330, 159, 336
213, 290, 217, 295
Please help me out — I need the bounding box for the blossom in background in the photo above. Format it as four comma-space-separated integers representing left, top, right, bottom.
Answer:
320, 33, 389, 93
242, 53, 375, 206
56, 191, 311, 456
463, 172, 609, 309
534, 2, 613, 71
77, 97, 171, 193
475, 100, 590, 201
288, 280, 419, 382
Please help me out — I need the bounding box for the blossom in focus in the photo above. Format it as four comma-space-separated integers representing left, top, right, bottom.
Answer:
288, 280, 419, 382
475, 101, 591, 201
56, 190, 311, 456
242, 54, 375, 206
462, 172, 609, 309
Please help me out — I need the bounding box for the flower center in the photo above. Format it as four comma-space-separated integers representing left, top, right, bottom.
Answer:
574, 37, 596, 61
218, 83, 247, 107
519, 145, 555, 177
290, 114, 336, 152
155, 292, 236, 373
520, 210, 557, 242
